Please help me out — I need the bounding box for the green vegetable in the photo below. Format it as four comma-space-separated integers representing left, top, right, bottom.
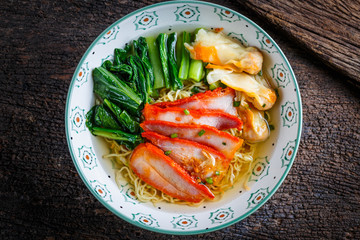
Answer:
157, 33, 170, 88
170, 133, 178, 138
103, 99, 139, 133
134, 37, 154, 97
176, 32, 183, 68
91, 127, 141, 143
198, 129, 205, 136
101, 60, 113, 70
102, 49, 133, 82
191, 86, 200, 94
183, 109, 190, 115
109, 64, 133, 80
205, 177, 213, 184
146, 36, 165, 89
233, 101, 240, 107
164, 150, 172, 156
93, 105, 120, 130
86, 104, 124, 132
215, 171, 220, 176
222, 142, 227, 146
116, 138, 144, 150
187, 28, 205, 82
200, 69, 205, 79
257, 69, 263, 76
86, 104, 142, 149
127, 55, 149, 103
188, 59, 204, 82
167, 32, 183, 90
151, 89, 159, 98
86, 105, 103, 130
178, 31, 191, 80
118, 110, 139, 133
124, 43, 133, 55
209, 81, 221, 90
209, 81, 227, 90
126, 55, 139, 92
114, 48, 129, 66
92, 67, 142, 116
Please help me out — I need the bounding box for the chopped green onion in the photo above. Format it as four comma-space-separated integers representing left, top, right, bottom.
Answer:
258, 69, 263, 76
269, 125, 275, 131
183, 109, 190, 115
222, 142, 227, 146
205, 177, 213, 184
198, 129, 205, 136
164, 150, 172, 155
262, 103, 266, 108
215, 171, 220, 176
233, 101, 240, 107
170, 133, 178, 138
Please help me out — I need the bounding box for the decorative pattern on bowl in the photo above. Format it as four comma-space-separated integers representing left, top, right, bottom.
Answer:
174, 4, 201, 23
65, 0, 302, 235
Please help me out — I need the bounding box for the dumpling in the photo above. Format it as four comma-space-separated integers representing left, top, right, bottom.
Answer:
207, 69, 277, 111
184, 29, 263, 74
237, 98, 270, 142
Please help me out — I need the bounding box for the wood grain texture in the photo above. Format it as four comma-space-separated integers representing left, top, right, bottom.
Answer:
0, 0, 359, 239
239, 0, 360, 88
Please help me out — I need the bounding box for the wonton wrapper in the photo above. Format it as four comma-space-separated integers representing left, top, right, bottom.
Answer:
207, 69, 277, 111
185, 29, 263, 75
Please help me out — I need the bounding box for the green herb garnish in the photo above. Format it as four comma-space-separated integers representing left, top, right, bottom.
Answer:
269, 125, 275, 131
233, 101, 240, 107
183, 109, 190, 115
164, 150, 172, 155
222, 142, 227, 146
170, 133, 178, 138
205, 177, 213, 184
198, 129, 206, 136
215, 171, 220, 176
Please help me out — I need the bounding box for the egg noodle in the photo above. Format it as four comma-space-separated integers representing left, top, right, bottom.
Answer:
104, 80, 257, 206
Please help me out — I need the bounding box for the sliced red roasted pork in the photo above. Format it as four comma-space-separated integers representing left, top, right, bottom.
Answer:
141, 120, 243, 159
130, 143, 215, 203
143, 104, 243, 130
153, 87, 237, 116
142, 132, 230, 185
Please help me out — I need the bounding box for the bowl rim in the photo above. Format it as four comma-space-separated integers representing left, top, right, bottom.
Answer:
65, 0, 302, 235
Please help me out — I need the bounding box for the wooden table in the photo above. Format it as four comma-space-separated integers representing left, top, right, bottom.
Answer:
1, 0, 359, 239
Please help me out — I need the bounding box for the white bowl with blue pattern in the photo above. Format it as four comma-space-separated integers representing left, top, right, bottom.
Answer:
65, 0, 302, 234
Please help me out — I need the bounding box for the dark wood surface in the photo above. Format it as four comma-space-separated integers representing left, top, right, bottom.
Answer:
241, 0, 360, 88
1, 0, 359, 239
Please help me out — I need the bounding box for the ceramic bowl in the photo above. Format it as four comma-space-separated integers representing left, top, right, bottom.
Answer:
65, 0, 302, 234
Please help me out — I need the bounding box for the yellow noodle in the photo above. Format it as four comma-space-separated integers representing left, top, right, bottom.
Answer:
104, 80, 257, 206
